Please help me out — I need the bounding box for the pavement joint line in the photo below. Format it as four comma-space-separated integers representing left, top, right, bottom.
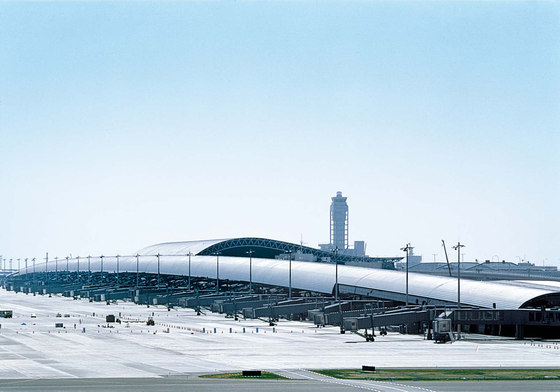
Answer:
300, 369, 382, 392
373, 380, 436, 392
304, 370, 437, 392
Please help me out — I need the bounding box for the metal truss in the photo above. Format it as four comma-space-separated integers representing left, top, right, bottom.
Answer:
197, 237, 402, 264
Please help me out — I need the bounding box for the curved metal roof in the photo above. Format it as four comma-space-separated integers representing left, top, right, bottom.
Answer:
137, 239, 228, 257
138, 237, 402, 264
14, 252, 560, 309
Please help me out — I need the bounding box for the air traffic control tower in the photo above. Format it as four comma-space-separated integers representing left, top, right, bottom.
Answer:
319, 192, 366, 257
330, 191, 349, 250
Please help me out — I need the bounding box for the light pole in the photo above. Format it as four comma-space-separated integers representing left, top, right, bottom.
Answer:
87, 255, 91, 283
77, 256, 80, 275
285, 250, 293, 299
332, 247, 339, 301
400, 243, 413, 306
116, 255, 120, 287
25, 258, 28, 275
453, 242, 465, 339
246, 250, 254, 293
66, 256, 69, 277
135, 254, 140, 289
214, 252, 220, 293
32, 258, 36, 281
187, 252, 192, 291
100, 255, 104, 279
156, 253, 161, 287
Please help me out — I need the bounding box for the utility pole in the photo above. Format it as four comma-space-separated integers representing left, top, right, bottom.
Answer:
87, 255, 91, 283
135, 254, 140, 289
285, 250, 293, 299
332, 247, 339, 301
246, 250, 254, 293
187, 252, 192, 291
214, 252, 220, 293
400, 243, 413, 306
452, 242, 465, 339
156, 253, 161, 287
116, 255, 120, 287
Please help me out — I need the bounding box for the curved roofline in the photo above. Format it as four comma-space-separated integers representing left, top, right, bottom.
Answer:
9, 239, 559, 310
139, 237, 402, 264
147, 238, 232, 248
11, 253, 560, 309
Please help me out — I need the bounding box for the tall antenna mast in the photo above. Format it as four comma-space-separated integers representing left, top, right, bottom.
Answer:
442, 240, 453, 277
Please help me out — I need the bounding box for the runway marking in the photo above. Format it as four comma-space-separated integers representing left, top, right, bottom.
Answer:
301, 369, 438, 392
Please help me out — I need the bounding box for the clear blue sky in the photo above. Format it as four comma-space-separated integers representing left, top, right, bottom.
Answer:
1, 1, 559, 265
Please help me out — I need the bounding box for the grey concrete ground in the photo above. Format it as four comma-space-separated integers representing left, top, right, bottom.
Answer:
0, 378, 347, 392
1, 288, 559, 392
2, 288, 559, 379
401, 380, 560, 392
0, 377, 559, 392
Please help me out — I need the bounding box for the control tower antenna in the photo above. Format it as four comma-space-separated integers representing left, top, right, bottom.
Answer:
300, 233, 307, 253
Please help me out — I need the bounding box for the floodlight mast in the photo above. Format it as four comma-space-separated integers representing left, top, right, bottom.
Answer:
452, 242, 465, 339
214, 252, 220, 293
246, 250, 255, 293
156, 253, 161, 287
116, 255, 120, 287
400, 243, 413, 306
187, 252, 192, 290
135, 254, 140, 289
332, 247, 339, 301
87, 255, 91, 283
285, 250, 293, 299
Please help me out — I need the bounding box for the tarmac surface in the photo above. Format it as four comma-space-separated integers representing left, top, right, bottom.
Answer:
0, 377, 559, 392
0, 288, 559, 390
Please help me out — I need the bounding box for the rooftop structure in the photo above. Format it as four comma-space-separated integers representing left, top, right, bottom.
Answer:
403, 260, 560, 281
8, 237, 560, 309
